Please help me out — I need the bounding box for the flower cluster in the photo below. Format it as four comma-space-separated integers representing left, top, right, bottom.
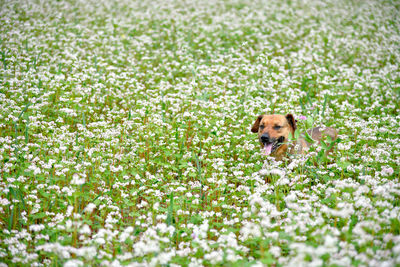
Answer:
0, 0, 399, 266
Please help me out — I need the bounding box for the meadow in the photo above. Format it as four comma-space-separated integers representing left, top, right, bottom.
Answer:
0, 0, 399, 266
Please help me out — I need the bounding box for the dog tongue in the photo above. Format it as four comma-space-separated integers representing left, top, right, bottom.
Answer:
264, 143, 273, 155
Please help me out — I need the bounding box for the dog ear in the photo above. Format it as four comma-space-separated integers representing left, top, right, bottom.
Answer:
285, 114, 297, 132
251, 115, 263, 133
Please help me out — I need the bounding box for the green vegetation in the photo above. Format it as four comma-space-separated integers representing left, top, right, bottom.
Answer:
0, 0, 399, 266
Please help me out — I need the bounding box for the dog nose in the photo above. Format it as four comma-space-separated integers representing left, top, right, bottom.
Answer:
260, 134, 271, 143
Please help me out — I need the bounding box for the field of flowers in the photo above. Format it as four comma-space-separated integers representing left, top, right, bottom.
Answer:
1, 0, 399, 266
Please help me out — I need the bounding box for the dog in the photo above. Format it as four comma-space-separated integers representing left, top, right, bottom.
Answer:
251, 114, 338, 160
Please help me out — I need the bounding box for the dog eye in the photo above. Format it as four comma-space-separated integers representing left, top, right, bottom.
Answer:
259, 125, 265, 130
274, 125, 282, 130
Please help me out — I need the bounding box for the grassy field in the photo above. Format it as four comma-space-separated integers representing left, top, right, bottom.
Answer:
1, 0, 399, 266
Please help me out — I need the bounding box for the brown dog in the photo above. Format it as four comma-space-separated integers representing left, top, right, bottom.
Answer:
251, 114, 337, 160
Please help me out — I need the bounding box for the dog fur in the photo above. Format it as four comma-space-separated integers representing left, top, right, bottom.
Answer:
251, 114, 337, 160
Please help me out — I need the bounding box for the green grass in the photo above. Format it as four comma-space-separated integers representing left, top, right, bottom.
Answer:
0, 0, 399, 266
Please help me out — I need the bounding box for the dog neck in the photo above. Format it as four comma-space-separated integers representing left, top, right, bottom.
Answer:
273, 143, 289, 161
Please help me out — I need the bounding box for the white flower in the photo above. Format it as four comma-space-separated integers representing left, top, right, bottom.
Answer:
75, 246, 97, 260
277, 177, 290, 186
64, 259, 83, 267
71, 173, 85, 185
269, 246, 281, 257
79, 224, 91, 235
381, 166, 394, 176
29, 224, 45, 232
84, 203, 96, 213
239, 221, 261, 241
204, 250, 223, 264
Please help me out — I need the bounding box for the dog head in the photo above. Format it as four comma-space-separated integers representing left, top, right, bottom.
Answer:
251, 114, 297, 155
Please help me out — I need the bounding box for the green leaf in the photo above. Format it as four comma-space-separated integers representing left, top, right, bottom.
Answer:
18, 102, 31, 120
82, 112, 86, 127
320, 140, 328, 150
304, 131, 314, 143
306, 116, 314, 129
328, 138, 341, 150
8, 205, 15, 231
30, 212, 47, 220
321, 95, 328, 117
166, 192, 174, 226
299, 98, 307, 113
295, 129, 300, 140
338, 161, 351, 169
288, 132, 293, 141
